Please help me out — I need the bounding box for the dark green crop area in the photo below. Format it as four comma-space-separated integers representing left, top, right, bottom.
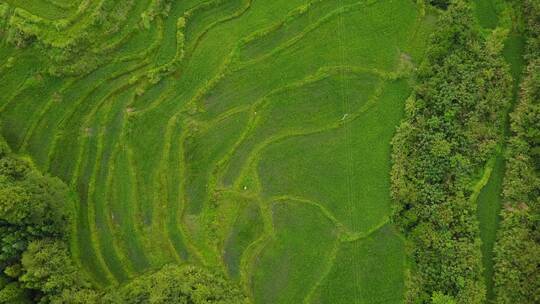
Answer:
0, 0, 437, 302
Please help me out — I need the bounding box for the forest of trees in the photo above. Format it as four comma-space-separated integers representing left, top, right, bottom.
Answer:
391, 0, 539, 303
390, 0, 512, 302
493, 0, 540, 302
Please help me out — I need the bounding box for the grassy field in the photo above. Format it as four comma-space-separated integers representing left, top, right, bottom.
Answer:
476, 154, 505, 303
0, 0, 435, 302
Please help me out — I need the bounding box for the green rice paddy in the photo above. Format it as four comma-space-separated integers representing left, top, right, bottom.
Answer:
0, 0, 437, 302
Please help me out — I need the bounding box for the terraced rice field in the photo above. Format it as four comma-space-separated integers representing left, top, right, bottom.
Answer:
0, 0, 435, 302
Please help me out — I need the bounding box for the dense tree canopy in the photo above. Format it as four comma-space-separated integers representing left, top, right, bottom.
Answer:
493, 1, 540, 302
103, 265, 248, 304
391, 1, 512, 302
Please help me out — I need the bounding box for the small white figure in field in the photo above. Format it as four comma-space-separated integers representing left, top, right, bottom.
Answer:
341, 113, 349, 121
243, 185, 248, 190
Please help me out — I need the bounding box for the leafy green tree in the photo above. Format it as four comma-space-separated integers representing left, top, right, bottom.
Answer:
0, 151, 70, 267
431, 292, 456, 304
493, 3, 540, 300
19, 239, 99, 304
0, 281, 29, 304
105, 264, 249, 304
391, 1, 512, 302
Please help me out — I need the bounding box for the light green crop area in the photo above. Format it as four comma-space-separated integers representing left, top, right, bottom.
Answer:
0, 0, 435, 302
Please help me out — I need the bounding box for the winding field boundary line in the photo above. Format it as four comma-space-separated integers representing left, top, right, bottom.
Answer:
41, 60, 151, 172
224, 79, 386, 216
199, 69, 389, 244
8, 0, 162, 77
214, 104, 264, 187
160, 115, 192, 263
147, 0, 410, 280
183, 0, 384, 120
8, 0, 103, 46
89, 88, 148, 279
231, 76, 387, 193
92, 0, 144, 55
178, 111, 254, 266
151, 113, 187, 265
302, 240, 340, 303
73, 131, 118, 285
168, 127, 207, 264
108, 92, 155, 271
101, 3, 258, 255
334, 5, 363, 295
42, 0, 79, 10
235, 0, 379, 68
111, 17, 165, 64
136, 0, 380, 118
1, 0, 427, 293
108, 142, 152, 272
5, 0, 81, 21
19, 14, 167, 160
18, 77, 79, 153
61, 57, 170, 278
0, 64, 40, 114
46, 61, 149, 173
129, 1, 255, 266
241, 232, 271, 301
226, 0, 426, 293
68, 74, 142, 186
77, 85, 139, 283
131, 0, 253, 117
125, 142, 159, 268
185, 104, 252, 211
45, 33, 170, 265
239, 197, 392, 303
192, 1, 424, 282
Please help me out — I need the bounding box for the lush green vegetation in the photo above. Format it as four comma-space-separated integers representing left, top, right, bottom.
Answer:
390, 1, 514, 302
0, 0, 537, 303
492, 1, 540, 303
473, 1, 526, 301
103, 264, 248, 303
0, 0, 435, 302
